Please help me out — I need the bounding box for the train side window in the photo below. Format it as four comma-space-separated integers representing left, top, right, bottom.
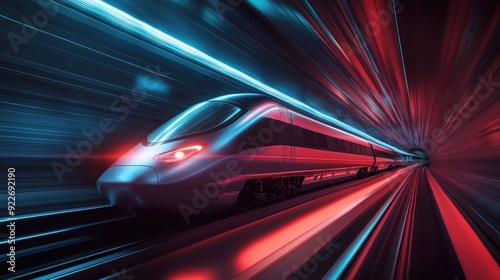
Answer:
339, 139, 347, 152
302, 129, 317, 148
293, 126, 304, 147
327, 136, 335, 151
346, 141, 352, 153
343, 141, 350, 153
349, 142, 356, 154
345, 141, 354, 154
351, 143, 357, 154
332, 137, 341, 151
354, 144, 360, 154
317, 133, 328, 150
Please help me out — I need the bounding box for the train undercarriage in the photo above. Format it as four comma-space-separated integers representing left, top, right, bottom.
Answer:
235, 176, 304, 211
235, 164, 398, 211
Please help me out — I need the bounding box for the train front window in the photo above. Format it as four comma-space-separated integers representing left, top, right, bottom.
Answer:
147, 101, 243, 143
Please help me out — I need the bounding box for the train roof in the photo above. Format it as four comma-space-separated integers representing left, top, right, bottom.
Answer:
210, 93, 277, 108
210, 93, 399, 154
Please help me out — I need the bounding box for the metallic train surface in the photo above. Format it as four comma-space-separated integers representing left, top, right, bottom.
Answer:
97, 93, 413, 215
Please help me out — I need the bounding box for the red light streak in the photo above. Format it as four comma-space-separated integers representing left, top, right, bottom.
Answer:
427, 170, 500, 279
235, 169, 406, 274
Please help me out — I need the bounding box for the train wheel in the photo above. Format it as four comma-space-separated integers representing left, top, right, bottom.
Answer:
235, 189, 252, 212
285, 184, 298, 199
356, 169, 363, 179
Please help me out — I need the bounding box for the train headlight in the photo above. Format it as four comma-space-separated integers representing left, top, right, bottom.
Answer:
154, 145, 205, 163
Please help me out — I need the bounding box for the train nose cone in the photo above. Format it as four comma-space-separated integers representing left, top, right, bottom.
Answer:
97, 165, 158, 207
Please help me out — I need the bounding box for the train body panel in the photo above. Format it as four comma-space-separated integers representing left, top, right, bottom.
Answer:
286, 109, 374, 178
371, 143, 397, 171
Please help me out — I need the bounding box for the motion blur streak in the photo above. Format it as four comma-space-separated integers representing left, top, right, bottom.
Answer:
168, 269, 216, 280
322, 173, 406, 279
236, 169, 405, 274
342, 169, 418, 279
64, 0, 415, 156
427, 170, 500, 279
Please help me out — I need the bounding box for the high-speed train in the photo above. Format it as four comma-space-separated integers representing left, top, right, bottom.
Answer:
97, 93, 411, 219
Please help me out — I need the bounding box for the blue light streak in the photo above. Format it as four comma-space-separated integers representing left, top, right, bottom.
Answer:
67, 0, 417, 156
322, 178, 403, 279
20, 242, 141, 280
0, 205, 112, 223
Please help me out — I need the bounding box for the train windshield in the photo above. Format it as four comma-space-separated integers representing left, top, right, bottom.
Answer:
147, 101, 243, 143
